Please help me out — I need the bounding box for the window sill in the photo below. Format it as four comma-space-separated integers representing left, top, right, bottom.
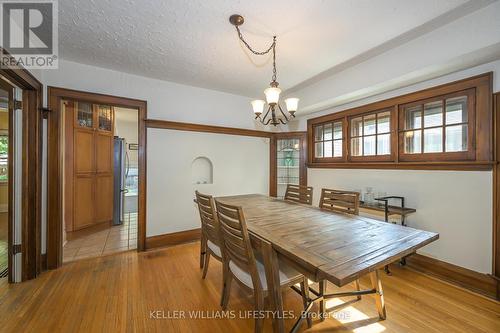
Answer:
306, 161, 495, 171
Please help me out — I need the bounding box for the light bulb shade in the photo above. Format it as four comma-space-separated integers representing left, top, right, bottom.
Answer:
284, 98, 299, 112
264, 87, 281, 104
251, 99, 265, 115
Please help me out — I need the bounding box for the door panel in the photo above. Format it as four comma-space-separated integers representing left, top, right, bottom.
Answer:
95, 175, 113, 223
95, 134, 113, 174
73, 176, 94, 229
74, 130, 94, 174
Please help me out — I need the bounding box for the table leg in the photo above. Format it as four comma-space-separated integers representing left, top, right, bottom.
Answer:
369, 270, 386, 320
262, 241, 285, 333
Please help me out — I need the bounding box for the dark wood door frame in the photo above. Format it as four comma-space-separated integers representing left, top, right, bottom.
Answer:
493, 91, 500, 299
269, 132, 308, 197
46, 87, 147, 269
0, 50, 43, 282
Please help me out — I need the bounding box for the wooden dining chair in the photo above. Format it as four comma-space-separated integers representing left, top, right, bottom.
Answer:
284, 184, 313, 205
318, 188, 362, 319
319, 188, 360, 215
215, 199, 312, 333
195, 191, 222, 279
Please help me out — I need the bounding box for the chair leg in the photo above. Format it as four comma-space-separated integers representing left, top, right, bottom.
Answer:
319, 280, 327, 322
254, 289, 265, 333
201, 251, 211, 279
200, 236, 206, 269
300, 277, 313, 328
221, 272, 233, 310
354, 279, 362, 300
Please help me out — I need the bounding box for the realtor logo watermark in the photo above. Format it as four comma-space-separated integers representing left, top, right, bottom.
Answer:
0, 0, 58, 68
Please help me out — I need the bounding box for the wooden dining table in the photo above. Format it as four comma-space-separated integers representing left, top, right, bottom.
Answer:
215, 194, 439, 333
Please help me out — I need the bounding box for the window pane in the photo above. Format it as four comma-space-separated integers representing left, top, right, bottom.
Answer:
364, 114, 376, 136
377, 112, 390, 134
446, 125, 468, 152
324, 141, 333, 157
324, 123, 332, 140
333, 122, 342, 139
363, 136, 376, 156
404, 130, 421, 153
351, 138, 362, 156
423, 101, 443, 127
314, 125, 323, 141
333, 140, 342, 157
77, 102, 93, 128
315, 142, 323, 158
446, 96, 468, 125
405, 106, 422, 129
424, 128, 443, 153
377, 134, 390, 155
351, 117, 363, 137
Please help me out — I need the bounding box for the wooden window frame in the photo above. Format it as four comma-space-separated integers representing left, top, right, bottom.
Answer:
398, 89, 476, 162
347, 108, 396, 162
312, 118, 345, 163
307, 72, 493, 171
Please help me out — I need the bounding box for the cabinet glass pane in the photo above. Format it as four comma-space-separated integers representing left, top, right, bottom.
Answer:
363, 114, 376, 136
377, 134, 390, 155
446, 96, 468, 125
76, 102, 93, 128
405, 106, 422, 130
423, 101, 443, 127
363, 135, 376, 156
333, 140, 342, 157
324, 141, 333, 157
351, 117, 363, 137
323, 123, 333, 140
333, 122, 342, 139
445, 124, 467, 152
404, 130, 421, 154
423, 128, 443, 153
277, 138, 300, 187
98, 105, 112, 131
315, 142, 323, 158
377, 112, 390, 133
351, 138, 362, 156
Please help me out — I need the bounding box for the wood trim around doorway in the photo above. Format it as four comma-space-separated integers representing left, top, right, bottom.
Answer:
493, 91, 500, 299
46, 87, 147, 269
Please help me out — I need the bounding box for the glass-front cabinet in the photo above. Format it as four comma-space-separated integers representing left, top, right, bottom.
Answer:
75, 102, 114, 133
271, 133, 307, 198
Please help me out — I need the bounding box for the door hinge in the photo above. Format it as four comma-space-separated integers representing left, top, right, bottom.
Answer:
12, 244, 21, 255
39, 107, 52, 119
10, 100, 22, 109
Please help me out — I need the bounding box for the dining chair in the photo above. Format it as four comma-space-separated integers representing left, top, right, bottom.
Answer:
319, 188, 360, 215
195, 191, 222, 279
215, 199, 312, 333
284, 184, 313, 205
317, 188, 362, 320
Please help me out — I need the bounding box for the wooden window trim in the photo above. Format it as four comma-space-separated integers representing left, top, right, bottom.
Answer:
307, 72, 493, 171
312, 118, 345, 163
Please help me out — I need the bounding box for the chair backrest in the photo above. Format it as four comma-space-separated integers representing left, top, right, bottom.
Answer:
284, 184, 313, 205
319, 188, 360, 215
195, 191, 220, 245
215, 199, 261, 290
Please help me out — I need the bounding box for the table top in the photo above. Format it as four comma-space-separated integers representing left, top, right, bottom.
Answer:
216, 194, 438, 286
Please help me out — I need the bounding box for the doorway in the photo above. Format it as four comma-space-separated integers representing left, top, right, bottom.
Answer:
61, 102, 140, 262
46, 87, 146, 269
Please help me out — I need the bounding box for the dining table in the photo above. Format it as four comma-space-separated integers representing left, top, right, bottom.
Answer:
215, 194, 439, 333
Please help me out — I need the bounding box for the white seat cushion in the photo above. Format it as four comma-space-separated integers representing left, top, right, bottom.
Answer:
229, 257, 301, 290
207, 239, 221, 258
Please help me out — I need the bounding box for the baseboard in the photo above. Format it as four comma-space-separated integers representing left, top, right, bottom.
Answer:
145, 228, 201, 250
405, 253, 498, 300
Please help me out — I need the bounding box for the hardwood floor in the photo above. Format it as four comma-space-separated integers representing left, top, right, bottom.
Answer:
1, 241, 499, 332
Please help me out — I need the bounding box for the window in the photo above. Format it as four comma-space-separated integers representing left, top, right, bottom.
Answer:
313, 120, 343, 159
399, 89, 474, 161
349, 110, 392, 160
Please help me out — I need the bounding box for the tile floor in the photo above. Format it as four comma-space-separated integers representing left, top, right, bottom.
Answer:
63, 213, 137, 263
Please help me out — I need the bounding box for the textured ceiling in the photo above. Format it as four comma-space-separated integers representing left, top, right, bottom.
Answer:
59, 0, 469, 97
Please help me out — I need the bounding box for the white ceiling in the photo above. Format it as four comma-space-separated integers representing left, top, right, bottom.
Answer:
59, 0, 470, 98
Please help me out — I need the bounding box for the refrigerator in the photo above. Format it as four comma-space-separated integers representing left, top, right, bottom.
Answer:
113, 137, 128, 225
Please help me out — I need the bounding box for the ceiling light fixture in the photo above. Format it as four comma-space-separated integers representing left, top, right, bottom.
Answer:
229, 14, 298, 126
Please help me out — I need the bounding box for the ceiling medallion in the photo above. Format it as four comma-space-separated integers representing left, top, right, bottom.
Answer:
229, 14, 298, 126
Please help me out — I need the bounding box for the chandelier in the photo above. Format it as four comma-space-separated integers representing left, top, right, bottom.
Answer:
229, 14, 299, 126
